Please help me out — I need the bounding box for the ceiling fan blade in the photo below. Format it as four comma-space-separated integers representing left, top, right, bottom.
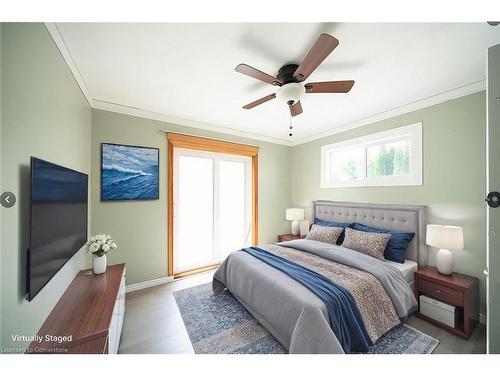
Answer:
305, 80, 355, 93
289, 101, 303, 117
235, 64, 282, 86
243, 93, 277, 109
293, 33, 339, 82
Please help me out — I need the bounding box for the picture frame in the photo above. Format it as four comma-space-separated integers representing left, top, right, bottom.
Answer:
101, 142, 159, 201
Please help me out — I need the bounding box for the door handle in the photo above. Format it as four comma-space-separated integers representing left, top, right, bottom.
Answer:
486, 191, 500, 208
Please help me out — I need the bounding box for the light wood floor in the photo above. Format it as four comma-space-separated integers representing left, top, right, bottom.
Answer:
118, 271, 486, 354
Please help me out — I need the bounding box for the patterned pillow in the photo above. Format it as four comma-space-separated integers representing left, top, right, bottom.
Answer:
341, 227, 391, 260
352, 223, 415, 264
305, 224, 344, 245
313, 219, 353, 245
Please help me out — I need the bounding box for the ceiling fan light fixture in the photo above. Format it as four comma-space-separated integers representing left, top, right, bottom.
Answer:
237, 33, 353, 117
275, 83, 305, 105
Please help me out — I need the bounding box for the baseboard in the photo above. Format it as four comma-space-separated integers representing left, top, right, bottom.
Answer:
480, 313, 487, 325
125, 276, 174, 293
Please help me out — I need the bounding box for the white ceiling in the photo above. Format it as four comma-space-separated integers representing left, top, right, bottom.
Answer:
54, 23, 500, 145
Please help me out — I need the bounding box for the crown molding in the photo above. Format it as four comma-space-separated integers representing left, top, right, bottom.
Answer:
45, 22, 292, 145
292, 80, 486, 146
45, 23, 93, 106
92, 99, 293, 146
46, 22, 485, 148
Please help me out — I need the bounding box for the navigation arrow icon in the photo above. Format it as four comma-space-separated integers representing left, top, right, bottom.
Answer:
1, 192, 16, 208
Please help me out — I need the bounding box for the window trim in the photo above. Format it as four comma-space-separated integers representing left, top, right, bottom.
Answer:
321, 122, 422, 188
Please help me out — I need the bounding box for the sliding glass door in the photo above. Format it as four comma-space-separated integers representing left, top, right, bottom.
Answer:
174, 152, 214, 273
173, 148, 252, 275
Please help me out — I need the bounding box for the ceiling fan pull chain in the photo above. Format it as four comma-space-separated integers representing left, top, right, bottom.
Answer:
289, 115, 293, 137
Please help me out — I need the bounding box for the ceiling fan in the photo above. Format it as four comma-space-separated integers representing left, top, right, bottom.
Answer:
236, 33, 355, 117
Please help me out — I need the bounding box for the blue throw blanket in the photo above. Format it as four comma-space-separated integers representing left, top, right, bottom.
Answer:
242, 246, 373, 353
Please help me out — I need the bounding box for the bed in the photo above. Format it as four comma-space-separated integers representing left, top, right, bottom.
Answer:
213, 201, 427, 354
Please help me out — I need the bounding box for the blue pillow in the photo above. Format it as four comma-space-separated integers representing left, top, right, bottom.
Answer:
352, 223, 415, 263
314, 218, 353, 245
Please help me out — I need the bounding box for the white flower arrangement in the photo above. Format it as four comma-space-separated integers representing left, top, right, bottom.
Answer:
85, 234, 117, 257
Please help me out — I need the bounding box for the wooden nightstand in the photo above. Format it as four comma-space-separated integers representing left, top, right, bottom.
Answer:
415, 266, 479, 339
277, 234, 305, 242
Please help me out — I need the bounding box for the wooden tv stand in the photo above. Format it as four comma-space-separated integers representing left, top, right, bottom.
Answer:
26, 264, 126, 354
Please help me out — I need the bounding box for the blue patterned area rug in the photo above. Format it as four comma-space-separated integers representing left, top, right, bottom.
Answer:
173, 283, 439, 354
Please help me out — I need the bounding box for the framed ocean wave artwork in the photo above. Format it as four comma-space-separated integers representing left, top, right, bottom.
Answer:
101, 143, 159, 201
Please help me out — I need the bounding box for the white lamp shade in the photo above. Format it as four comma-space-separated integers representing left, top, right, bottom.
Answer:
426, 224, 464, 250
286, 208, 304, 221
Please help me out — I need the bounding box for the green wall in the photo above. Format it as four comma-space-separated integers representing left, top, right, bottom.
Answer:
0, 23, 92, 351
0, 23, 489, 352
0, 23, 3, 346
291, 91, 487, 315
91, 109, 291, 285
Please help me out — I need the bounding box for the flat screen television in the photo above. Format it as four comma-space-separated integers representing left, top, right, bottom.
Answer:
28, 157, 88, 301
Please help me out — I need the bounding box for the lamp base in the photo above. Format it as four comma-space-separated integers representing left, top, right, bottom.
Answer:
436, 248, 453, 275
291, 220, 300, 236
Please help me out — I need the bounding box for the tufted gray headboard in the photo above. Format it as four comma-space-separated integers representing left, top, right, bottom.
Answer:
313, 200, 427, 266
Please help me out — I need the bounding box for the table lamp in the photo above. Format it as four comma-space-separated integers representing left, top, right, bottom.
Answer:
426, 224, 464, 275
286, 208, 304, 236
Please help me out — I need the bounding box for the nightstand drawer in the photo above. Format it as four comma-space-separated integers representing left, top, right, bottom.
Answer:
419, 279, 464, 306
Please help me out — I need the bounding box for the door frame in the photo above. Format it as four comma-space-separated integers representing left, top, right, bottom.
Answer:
167, 132, 259, 277
486, 43, 500, 353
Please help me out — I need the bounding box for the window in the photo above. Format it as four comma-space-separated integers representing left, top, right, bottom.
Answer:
321, 123, 422, 188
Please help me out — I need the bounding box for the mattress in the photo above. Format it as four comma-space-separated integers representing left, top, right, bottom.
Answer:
384, 259, 418, 284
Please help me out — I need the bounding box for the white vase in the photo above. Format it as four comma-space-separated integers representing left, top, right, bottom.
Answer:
436, 248, 453, 275
93, 254, 107, 275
